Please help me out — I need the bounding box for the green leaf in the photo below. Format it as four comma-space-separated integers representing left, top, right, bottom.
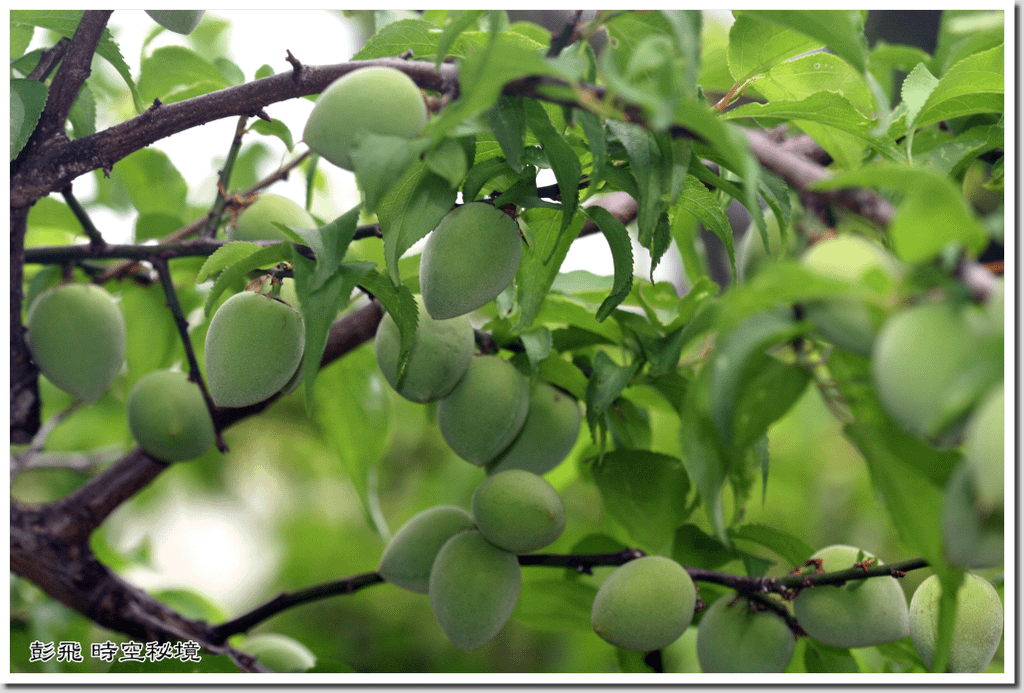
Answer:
728, 523, 815, 570
804, 641, 861, 673
730, 354, 810, 455
679, 404, 729, 545
196, 241, 261, 283
248, 118, 294, 151
423, 137, 469, 189
377, 163, 457, 284
487, 95, 527, 173
523, 98, 581, 233
293, 256, 373, 411
582, 206, 634, 322
917, 44, 1003, 128
111, 148, 188, 218
289, 205, 361, 294
121, 284, 179, 387
352, 18, 439, 60
10, 22, 33, 60
576, 108, 607, 188
811, 163, 988, 262
349, 132, 426, 213
357, 269, 419, 389
676, 175, 734, 277
744, 10, 869, 73
536, 354, 588, 401
108, 654, 239, 673
425, 33, 559, 140
728, 12, 823, 82
591, 450, 691, 554
722, 92, 902, 161
672, 524, 735, 570
515, 207, 585, 331
10, 79, 47, 161
513, 578, 596, 632
311, 341, 392, 540
10, 10, 142, 111
133, 212, 183, 243
585, 351, 640, 437
203, 244, 293, 316
434, 10, 486, 67
67, 81, 96, 139
138, 45, 229, 104
706, 311, 806, 448
844, 423, 948, 574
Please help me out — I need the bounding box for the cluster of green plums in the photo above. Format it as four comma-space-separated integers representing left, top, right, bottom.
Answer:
743, 217, 1004, 573
377, 469, 565, 650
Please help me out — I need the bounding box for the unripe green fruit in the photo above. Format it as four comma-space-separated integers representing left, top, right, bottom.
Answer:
696, 595, 795, 673
792, 545, 909, 648
436, 356, 530, 466
378, 505, 476, 594
26, 284, 126, 402
419, 203, 523, 320
962, 383, 1003, 512
486, 381, 581, 476
145, 10, 205, 34
227, 194, 315, 242
127, 370, 215, 462
943, 463, 1003, 569
909, 573, 1003, 672
661, 626, 701, 673
239, 633, 316, 673
472, 470, 566, 554
303, 66, 427, 171
871, 303, 991, 439
591, 556, 697, 652
374, 295, 474, 403
204, 291, 305, 408
800, 235, 901, 354
428, 530, 522, 651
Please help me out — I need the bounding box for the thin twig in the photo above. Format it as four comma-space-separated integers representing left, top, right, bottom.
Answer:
60, 185, 106, 250
200, 115, 251, 240
26, 37, 71, 82
150, 257, 227, 453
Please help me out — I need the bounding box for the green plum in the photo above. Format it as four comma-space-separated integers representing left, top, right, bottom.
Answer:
909, 573, 1003, 672
127, 370, 215, 462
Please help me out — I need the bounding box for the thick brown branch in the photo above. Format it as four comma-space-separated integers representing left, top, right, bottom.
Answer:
29, 11, 113, 150
11, 58, 457, 209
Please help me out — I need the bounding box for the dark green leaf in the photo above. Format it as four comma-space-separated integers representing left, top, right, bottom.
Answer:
10, 79, 47, 161
672, 524, 735, 570
591, 450, 691, 554
348, 133, 426, 213
676, 175, 733, 277
524, 99, 581, 232
576, 108, 607, 188
678, 405, 729, 544
423, 137, 469, 189
377, 163, 457, 284
804, 641, 861, 673
728, 523, 815, 570
488, 95, 527, 173
582, 206, 634, 322
513, 578, 596, 631
730, 353, 811, 454
585, 351, 640, 436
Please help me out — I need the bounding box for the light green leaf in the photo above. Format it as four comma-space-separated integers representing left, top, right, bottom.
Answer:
744, 10, 869, 73
676, 175, 733, 276
66, 81, 96, 139
311, 340, 392, 540
524, 99, 581, 233
203, 244, 293, 316
585, 351, 640, 437
351, 18, 441, 60
513, 578, 596, 632
434, 10, 486, 67
487, 95, 527, 173
138, 45, 229, 104
377, 163, 457, 285
811, 163, 988, 262
729, 523, 815, 570
728, 12, 823, 82
248, 118, 294, 151
424, 137, 468, 189
917, 44, 1003, 128
10, 22, 34, 60
144, 10, 205, 35
196, 241, 261, 283
10, 79, 47, 161
111, 148, 188, 217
